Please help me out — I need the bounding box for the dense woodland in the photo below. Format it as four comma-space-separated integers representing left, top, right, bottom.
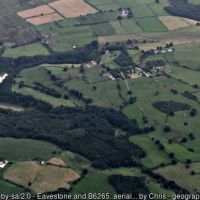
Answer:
109, 175, 150, 195
0, 106, 145, 169
153, 101, 191, 114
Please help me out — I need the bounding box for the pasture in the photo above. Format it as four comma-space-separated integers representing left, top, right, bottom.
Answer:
0, 137, 61, 161
79, 11, 118, 25
136, 17, 168, 32
120, 19, 143, 34
0, 180, 26, 194
37, 24, 96, 52
166, 64, 200, 86
13, 65, 128, 108
154, 162, 200, 193
123, 105, 144, 128
145, 43, 200, 70
59, 151, 91, 174
91, 23, 116, 36
3, 42, 49, 58
71, 173, 115, 194
130, 135, 171, 168
173, 43, 200, 70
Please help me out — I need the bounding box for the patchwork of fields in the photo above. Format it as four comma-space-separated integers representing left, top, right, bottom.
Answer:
1, 0, 200, 54
1, 0, 200, 196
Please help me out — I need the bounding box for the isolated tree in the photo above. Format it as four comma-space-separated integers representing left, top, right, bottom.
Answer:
63, 67, 68, 72
190, 108, 197, 117
92, 86, 97, 91
186, 159, 191, 164
80, 65, 85, 73
64, 94, 69, 100
180, 137, 187, 143
189, 133, 195, 140
164, 125, 171, 132
127, 90, 132, 95
168, 152, 175, 159
171, 160, 177, 165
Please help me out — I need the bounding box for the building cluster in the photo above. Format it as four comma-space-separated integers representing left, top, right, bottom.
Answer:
101, 71, 116, 80
41, 33, 56, 44
154, 47, 174, 54
120, 8, 130, 18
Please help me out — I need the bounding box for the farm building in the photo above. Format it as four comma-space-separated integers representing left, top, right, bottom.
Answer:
41, 34, 56, 44
0, 73, 8, 84
120, 8, 130, 18
0, 160, 8, 169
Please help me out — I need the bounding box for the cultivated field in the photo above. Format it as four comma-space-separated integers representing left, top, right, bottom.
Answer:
26, 13, 64, 25
49, 0, 97, 18
17, 5, 55, 19
159, 16, 190, 30
4, 161, 80, 193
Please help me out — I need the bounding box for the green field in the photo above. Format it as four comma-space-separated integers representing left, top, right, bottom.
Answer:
154, 162, 200, 193
3, 42, 49, 58
136, 17, 168, 32
12, 66, 75, 107
0, 137, 61, 161
71, 173, 115, 194
79, 11, 118, 24
147, 43, 200, 71
0, 180, 27, 194
110, 21, 128, 34
13, 65, 128, 108
130, 135, 171, 168
121, 19, 143, 34
37, 24, 96, 52
123, 105, 144, 128
58, 151, 90, 174
148, 4, 169, 16
91, 23, 116, 36
166, 64, 200, 86
101, 167, 141, 177
173, 44, 200, 70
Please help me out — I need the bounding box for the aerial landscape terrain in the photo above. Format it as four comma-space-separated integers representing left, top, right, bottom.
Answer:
0, 0, 200, 199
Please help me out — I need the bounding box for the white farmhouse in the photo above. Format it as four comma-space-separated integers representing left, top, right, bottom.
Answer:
0, 160, 8, 169
0, 73, 8, 84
